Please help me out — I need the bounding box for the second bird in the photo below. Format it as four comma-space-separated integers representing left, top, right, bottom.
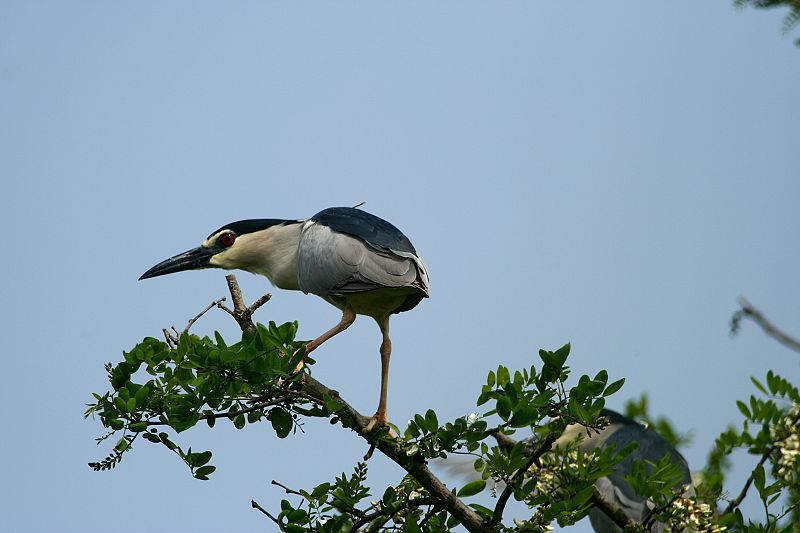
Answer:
140, 207, 430, 431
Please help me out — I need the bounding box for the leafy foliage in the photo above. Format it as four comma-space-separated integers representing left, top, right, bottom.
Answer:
85, 321, 336, 480
88, 323, 800, 531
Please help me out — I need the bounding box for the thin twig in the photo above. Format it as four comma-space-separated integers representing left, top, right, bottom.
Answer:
143, 397, 293, 427
349, 497, 433, 533
272, 479, 306, 498
722, 445, 776, 516
363, 442, 377, 461
731, 297, 800, 353
490, 433, 556, 527
162, 328, 178, 349
251, 499, 285, 530
183, 297, 227, 334
216, 274, 271, 332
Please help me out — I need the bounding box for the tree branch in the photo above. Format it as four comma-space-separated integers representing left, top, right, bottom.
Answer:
722, 441, 779, 517
349, 497, 433, 532
220, 275, 488, 532
251, 499, 286, 531
300, 374, 488, 532
490, 433, 556, 526
731, 297, 800, 353
183, 297, 227, 334
216, 274, 271, 332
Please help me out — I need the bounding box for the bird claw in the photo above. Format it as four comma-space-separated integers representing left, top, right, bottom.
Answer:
363, 413, 389, 434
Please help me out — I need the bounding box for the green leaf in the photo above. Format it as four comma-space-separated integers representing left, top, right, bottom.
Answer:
750, 376, 767, 395
193, 465, 216, 480
188, 450, 212, 467
496, 396, 511, 421
469, 503, 494, 520
324, 395, 343, 413
268, 407, 293, 438
509, 406, 538, 427
425, 409, 439, 431
603, 378, 625, 397
214, 331, 227, 348
403, 520, 422, 533
736, 400, 751, 419
457, 479, 486, 497
129, 421, 149, 433
311, 482, 331, 499
497, 366, 510, 387
752, 463, 766, 495
133, 385, 150, 406
382, 486, 397, 506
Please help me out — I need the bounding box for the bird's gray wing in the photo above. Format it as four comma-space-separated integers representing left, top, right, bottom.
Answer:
297, 221, 424, 297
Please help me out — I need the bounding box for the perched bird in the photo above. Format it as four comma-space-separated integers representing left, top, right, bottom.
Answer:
440, 409, 691, 533
556, 409, 692, 533
140, 207, 430, 430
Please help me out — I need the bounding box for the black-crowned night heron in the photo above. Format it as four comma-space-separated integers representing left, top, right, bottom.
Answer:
441, 409, 691, 532
557, 409, 692, 533
140, 207, 430, 431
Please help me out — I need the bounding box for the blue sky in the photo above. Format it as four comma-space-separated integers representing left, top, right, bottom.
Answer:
2, 2, 798, 531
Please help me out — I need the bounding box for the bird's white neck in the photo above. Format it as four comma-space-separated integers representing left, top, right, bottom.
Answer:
211, 222, 303, 290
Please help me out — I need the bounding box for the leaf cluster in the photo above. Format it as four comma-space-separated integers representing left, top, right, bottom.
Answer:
86, 322, 337, 479
699, 371, 800, 531
88, 324, 800, 532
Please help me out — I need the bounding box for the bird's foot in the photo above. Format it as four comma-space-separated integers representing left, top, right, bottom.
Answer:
363, 412, 389, 433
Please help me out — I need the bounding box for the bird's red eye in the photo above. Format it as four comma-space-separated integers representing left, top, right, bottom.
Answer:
219, 232, 236, 247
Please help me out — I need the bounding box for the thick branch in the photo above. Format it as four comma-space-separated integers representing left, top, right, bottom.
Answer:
589, 490, 642, 531
731, 297, 800, 353
301, 374, 488, 532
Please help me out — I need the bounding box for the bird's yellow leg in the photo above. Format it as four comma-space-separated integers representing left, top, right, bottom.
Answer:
364, 317, 391, 432
293, 305, 356, 372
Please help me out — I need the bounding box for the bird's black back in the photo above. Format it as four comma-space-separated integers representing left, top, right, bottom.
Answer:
311, 207, 418, 254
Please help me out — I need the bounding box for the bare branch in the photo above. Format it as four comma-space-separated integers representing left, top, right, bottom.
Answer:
162, 328, 178, 349
216, 274, 271, 332
183, 297, 227, 334
251, 499, 286, 531
271, 479, 306, 498
731, 297, 800, 353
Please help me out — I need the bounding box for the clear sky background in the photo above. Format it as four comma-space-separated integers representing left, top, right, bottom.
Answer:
2, 2, 798, 532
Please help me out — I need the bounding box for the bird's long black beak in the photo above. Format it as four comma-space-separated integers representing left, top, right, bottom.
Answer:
139, 246, 218, 280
